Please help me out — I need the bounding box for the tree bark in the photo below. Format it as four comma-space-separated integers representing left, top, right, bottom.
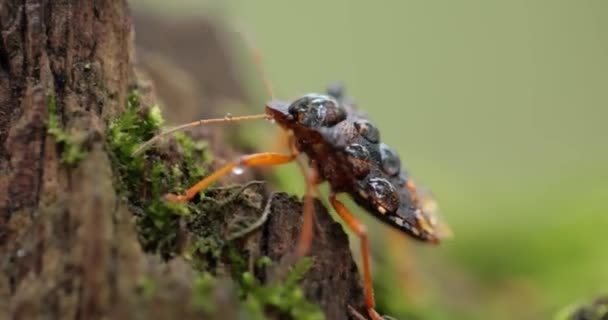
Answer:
0, 2, 368, 319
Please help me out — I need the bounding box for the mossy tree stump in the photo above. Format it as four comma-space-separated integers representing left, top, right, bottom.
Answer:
0, 2, 369, 319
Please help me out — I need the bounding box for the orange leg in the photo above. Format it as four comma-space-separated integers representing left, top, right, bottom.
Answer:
165, 152, 296, 202
280, 132, 318, 258
295, 165, 318, 257
329, 194, 383, 320
166, 133, 317, 257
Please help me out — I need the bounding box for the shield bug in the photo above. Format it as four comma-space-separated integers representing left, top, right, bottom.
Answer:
133, 33, 450, 320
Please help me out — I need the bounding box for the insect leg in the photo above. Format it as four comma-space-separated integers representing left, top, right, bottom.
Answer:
164, 152, 296, 202
329, 194, 383, 320
275, 131, 319, 258
294, 165, 319, 257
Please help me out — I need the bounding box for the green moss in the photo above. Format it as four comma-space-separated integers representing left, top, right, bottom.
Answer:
555, 297, 608, 320
241, 257, 324, 320
108, 89, 324, 320
108, 91, 163, 182
256, 256, 273, 269
46, 94, 86, 166
137, 276, 157, 300
107, 89, 206, 258
192, 272, 217, 313
225, 245, 248, 276
174, 132, 209, 186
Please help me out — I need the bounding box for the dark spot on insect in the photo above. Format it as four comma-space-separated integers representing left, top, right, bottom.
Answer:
354, 120, 379, 143
288, 94, 347, 127
365, 177, 400, 213
379, 143, 401, 176
344, 143, 371, 178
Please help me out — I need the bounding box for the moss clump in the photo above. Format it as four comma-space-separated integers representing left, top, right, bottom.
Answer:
241, 257, 324, 320
174, 132, 209, 186
108, 90, 324, 320
108, 90, 207, 258
136, 276, 157, 300
46, 94, 86, 165
555, 296, 608, 320
191, 272, 217, 313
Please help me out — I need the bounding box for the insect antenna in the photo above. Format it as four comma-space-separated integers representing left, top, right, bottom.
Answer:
132, 114, 271, 156
132, 28, 277, 157
238, 27, 275, 99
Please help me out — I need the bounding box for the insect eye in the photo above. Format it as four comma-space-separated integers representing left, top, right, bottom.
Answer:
366, 178, 400, 213
354, 120, 380, 143
379, 143, 401, 176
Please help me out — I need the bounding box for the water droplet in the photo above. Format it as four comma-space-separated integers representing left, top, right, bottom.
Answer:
224, 113, 233, 120
345, 144, 371, 178
316, 104, 327, 120
232, 166, 245, 175
366, 178, 400, 212
379, 143, 401, 176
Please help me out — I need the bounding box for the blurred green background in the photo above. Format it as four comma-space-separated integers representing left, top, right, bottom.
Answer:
133, 1, 608, 319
